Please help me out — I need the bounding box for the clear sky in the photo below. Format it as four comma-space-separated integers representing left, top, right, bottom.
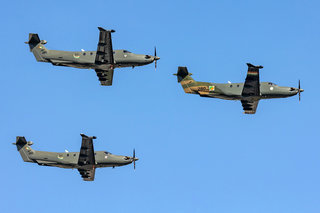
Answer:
1, 0, 320, 212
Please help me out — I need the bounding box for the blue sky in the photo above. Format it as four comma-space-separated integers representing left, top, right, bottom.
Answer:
1, 0, 320, 212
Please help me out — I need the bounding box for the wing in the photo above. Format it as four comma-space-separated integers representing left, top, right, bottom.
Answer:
78, 134, 96, 181
241, 100, 259, 114
95, 27, 115, 65
95, 68, 114, 86
78, 167, 96, 181
94, 27, 115, 86
241, 63, 263, 97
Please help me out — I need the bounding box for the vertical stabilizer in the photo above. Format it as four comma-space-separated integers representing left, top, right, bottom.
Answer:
174, 67, 197, 94
14, 136, 34, 162
25, 33, 48, 62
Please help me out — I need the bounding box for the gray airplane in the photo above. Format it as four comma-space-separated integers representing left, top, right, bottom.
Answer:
14, 134, 138, 181
26, 27, 160, 86
175, 63, 304, 114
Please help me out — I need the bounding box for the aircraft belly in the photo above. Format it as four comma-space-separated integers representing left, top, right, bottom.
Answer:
35, 160, 76, 168
206, 93, 242, 100
114, 60, 150, 67
49, 60, 93, 69
95, 163, 127, 168
260, 94, 291, 99
36, 160, 57, 165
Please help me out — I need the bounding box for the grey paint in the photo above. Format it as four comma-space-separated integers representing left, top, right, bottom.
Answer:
14, 135, 138, 178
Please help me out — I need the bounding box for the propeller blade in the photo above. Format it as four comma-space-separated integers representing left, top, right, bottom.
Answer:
154, 47, 157, 71
299, 80, 301, 103
133, 149, 136, 170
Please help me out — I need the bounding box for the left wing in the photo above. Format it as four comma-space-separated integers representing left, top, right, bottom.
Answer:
241, 100, 259, 114
95, 68, 114, 86
94, 27, 115, 86
78, 167, 96, 181
242, 63, 263, 97
78, 134, 96, 181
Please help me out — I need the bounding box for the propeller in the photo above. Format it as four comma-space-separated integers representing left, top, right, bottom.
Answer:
154, 46, 158, 71
298, 80, 301, 103
133, 149, 136, 170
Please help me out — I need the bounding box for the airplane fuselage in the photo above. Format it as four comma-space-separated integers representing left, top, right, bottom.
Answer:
21, 147, 133, 169
182, 81, 300, 101
33, 45, 156, 70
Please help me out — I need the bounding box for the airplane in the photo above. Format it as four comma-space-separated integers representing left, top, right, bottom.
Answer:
13, 134, 138, 181
25, 27, 160, 86
174, 63, 304, 114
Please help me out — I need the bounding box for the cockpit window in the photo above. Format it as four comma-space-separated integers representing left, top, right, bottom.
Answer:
104, 151, 111, 155
123, 50, 131, 53
268, 82, 277, 86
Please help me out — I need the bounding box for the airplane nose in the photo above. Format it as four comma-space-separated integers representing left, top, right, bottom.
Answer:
300, 89, 304, 92
154, 56, 160, 60
134, 158, 139, 161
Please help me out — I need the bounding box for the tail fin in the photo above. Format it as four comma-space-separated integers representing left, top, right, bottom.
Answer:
25, 33, 48, 62
14, 136, 34, 162
175, 67, 195, 83
174, 67, 198, 94
25, 34, 41, 51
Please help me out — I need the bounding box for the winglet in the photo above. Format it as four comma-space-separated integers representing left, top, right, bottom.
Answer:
98, 27, 115, 33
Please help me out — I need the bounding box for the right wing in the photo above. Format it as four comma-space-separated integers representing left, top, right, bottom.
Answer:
94, 27, 115, 86
78, 134, 96, 181
241, 100, 259, 114
241, 63, 263, 97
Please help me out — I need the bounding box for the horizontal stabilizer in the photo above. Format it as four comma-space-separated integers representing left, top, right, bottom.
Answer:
247, 63, 263, 69
80, 133, 97, 139
98, 27, 115, 33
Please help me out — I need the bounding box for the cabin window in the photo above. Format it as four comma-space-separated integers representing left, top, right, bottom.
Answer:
95, 153, 97, 155
237, 85, 239, 87
230, 85, 233, 88
73, 154, 76, 157
83, 52, 86, 56
67, 154, 69, 157
90, 52, 93, 55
